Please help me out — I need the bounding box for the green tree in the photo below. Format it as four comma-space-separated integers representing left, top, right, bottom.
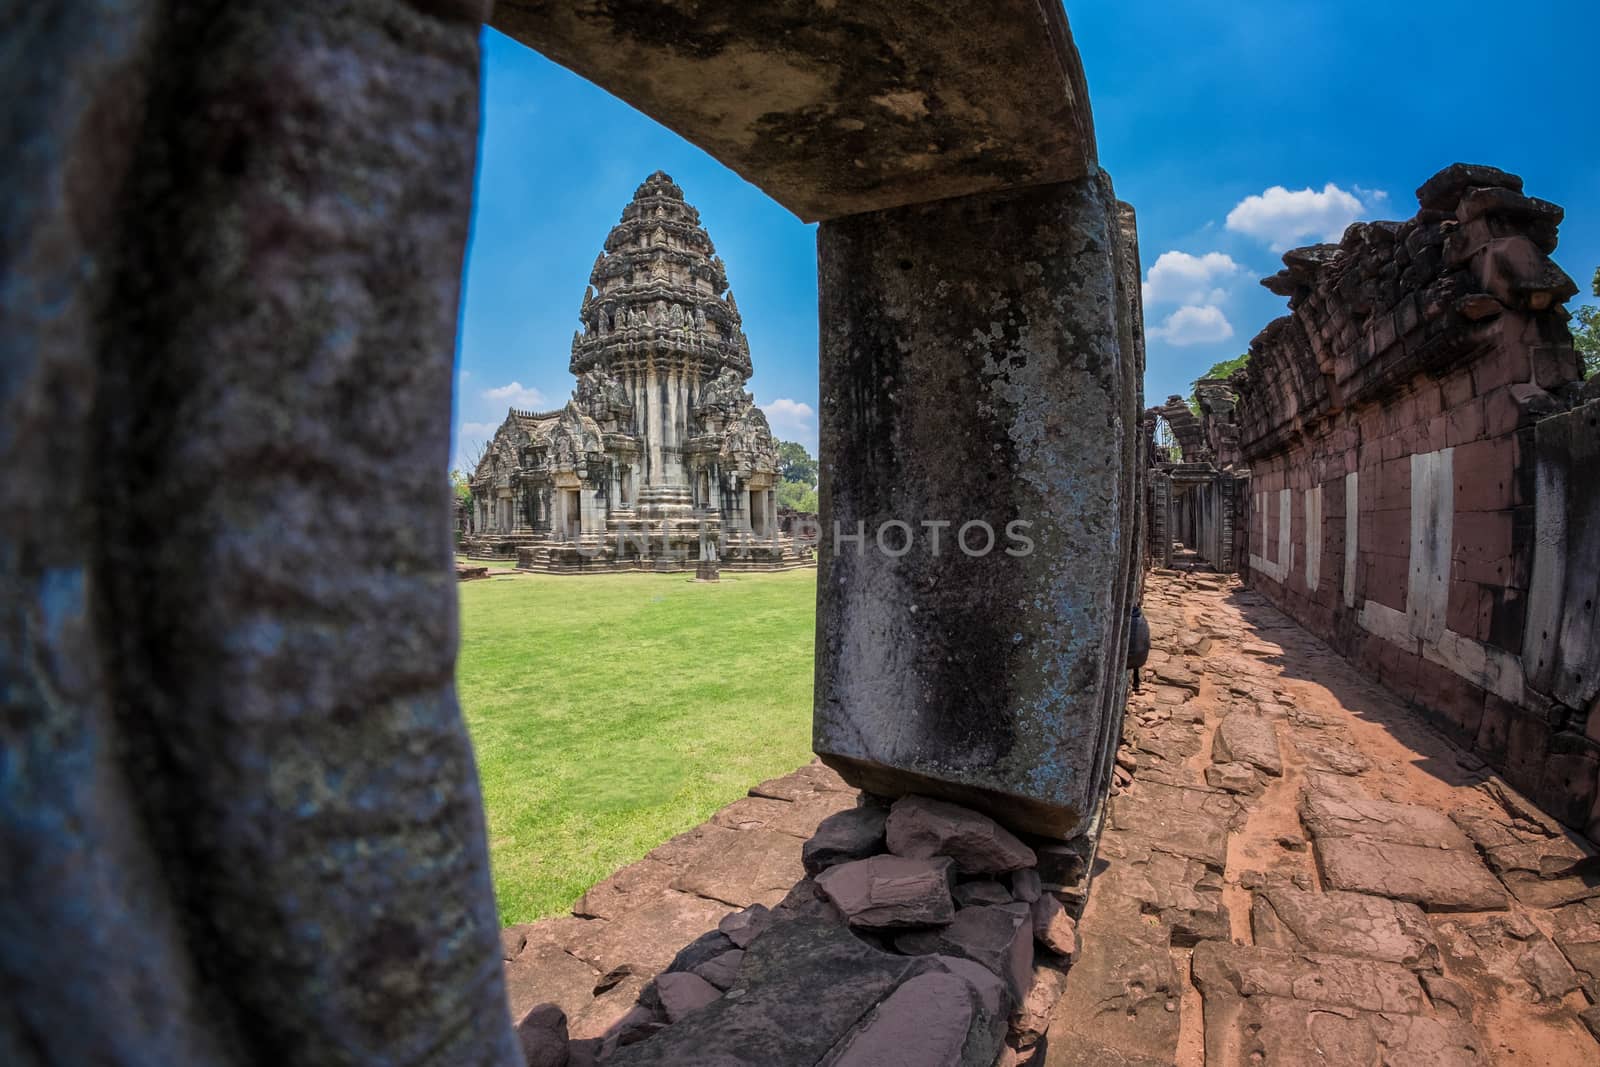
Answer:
449, 469, 471, 506
777, 440, 818, 487
1574, 266, 1600, 380
776, 479, 818, 513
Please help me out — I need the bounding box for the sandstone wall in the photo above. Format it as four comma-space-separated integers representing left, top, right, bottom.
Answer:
1232, 164, 1600, 841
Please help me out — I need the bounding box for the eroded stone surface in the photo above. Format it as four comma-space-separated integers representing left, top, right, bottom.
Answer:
603, 919, 921, 1066
515, 1003, 569, 1067
1047, 572, 1597, 1065
897, 904, 1036, 1003
1312, 836, 1507, 912
1452, 809, 1600, 909
1251, 884, 1439, 969
1213, 713, 1283, 776
505, 944, 602, 1022
1046, 930, 1180, 1064
815, 855, 956, 930
814, 173, 1139, 839
802, 805, 889, 875
489, 2, 1098, 221
670, 830, 806, 909
885, 796, 1039, 875
826, 972, 988, 1067
570, 892, 732, 976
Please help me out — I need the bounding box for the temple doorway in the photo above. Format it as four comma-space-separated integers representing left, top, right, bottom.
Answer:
564, 490, 582, 540
749, 489, 768, 536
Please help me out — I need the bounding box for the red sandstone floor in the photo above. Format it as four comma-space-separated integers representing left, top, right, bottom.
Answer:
1043, 570, 1600, 1066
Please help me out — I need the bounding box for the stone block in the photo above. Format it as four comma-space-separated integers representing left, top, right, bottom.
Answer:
814, 173, 1137, 838
815, 855, 956, 929
669, 830, 805, 909
504, 944, 602, 1022
825, 972, 998, 1067
1212, 713, 1283, 777
603, 919, 921, 1066
1446, 580, 1490, 642
1045, 930, 1179, 1063
1311, 837, 1506, 911
802, 805, 889, 875
885, 795, 1038, 873
1452, 436, 1516, 512
1250, 884, 1439, 969
895, 903, 1035, 1003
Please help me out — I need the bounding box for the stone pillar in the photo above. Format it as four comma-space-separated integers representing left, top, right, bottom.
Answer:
0, 2, 515, 1064
814, 173, 1140, 839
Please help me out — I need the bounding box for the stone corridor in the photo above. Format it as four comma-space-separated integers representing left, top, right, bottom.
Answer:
1052, 570, 1600, 1066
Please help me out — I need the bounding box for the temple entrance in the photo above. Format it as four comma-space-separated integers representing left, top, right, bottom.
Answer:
1143, 399, 1248, 574
748, 489, 768, 536
564, 490, 581, 540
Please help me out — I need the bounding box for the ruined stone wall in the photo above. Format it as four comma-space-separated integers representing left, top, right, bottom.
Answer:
1147, 470, 1172, 567
1234, 164, 1600, 841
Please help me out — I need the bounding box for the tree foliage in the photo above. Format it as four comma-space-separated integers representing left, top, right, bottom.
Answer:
776, 479, 818, 513
775, 440, 819, 512
449, 469, 471, 505
777, 440, 818, 487
1573, 266, 1600, 380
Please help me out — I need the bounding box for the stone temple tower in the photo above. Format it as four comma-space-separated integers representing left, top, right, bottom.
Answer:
574, 170, 753, 492
464, 173, 795, 572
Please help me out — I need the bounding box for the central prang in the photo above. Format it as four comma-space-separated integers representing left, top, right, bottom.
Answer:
463, 172, 806, 574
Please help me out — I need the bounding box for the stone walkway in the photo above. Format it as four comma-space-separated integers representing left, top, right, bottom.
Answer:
1043, 570, 1600, 1066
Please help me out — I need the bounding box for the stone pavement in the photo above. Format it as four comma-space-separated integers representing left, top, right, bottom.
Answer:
1044, 569, 1600, 1066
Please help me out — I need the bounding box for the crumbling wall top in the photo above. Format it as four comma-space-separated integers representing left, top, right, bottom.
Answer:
1234, 163, 1581, 457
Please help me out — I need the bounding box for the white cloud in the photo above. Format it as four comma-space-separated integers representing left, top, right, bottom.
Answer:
1225, 183, 1377, 251
482, 381, 546, 409
1142, 251, 1243, 307
760, 398, 818, 449
1148, 305, 1235, 347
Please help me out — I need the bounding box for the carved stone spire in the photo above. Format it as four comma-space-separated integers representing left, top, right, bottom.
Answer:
570, 172, 753, 380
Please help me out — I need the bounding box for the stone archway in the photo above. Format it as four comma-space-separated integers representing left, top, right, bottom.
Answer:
2, 2, 1141, 1062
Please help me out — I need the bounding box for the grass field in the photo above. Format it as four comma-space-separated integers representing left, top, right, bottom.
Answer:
455, 569, 817, 924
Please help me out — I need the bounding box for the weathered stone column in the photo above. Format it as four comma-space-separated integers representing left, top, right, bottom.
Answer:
2, 1, 516, 1064
814, 172, 1141, 839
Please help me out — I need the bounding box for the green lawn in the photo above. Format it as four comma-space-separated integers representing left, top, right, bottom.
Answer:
456, 569, 818, 924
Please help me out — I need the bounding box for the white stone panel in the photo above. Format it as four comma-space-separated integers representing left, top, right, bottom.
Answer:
1407, 448, 1453, 643
1344, 471, 1359, 608
1305, 484, 1322, 592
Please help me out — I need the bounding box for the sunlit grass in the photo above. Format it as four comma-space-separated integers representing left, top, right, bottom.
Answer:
455, 569, 817, 923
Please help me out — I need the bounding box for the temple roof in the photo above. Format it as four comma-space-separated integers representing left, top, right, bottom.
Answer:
570, 172, 752, 381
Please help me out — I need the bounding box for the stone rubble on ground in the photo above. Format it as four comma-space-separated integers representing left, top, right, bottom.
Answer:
498, 765, 1084, 1065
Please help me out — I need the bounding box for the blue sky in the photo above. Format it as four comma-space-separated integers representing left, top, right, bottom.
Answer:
454, 0, 1599, 466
